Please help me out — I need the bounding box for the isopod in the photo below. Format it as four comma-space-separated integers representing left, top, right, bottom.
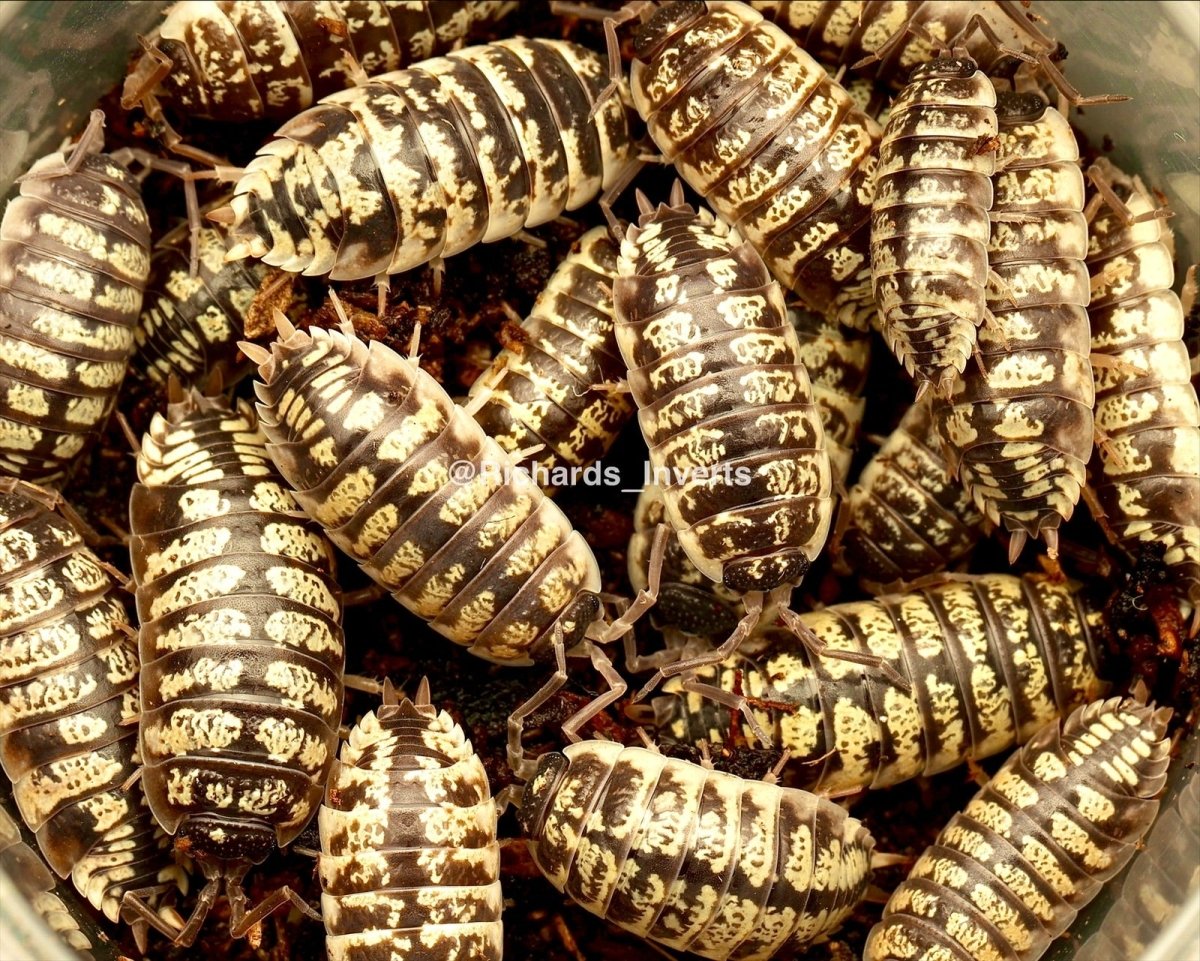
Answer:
0, 111, 150, 485
318, 679, 501, 961
933, 90, 1094, 561
871, 54, 997, 395
836, 395, 984, 590
124, 1, 518, 122
518, 739, 874, 960
220, 38, 634, 281
654, 573, 1104, 795
0, 479, 185, 947
123, 388, 345, 945
467, 225, 634, 490
136, 220, 269, 389
628, 0, 882, 327
1083, 157, 1200, 612
864, 696, 1172, 961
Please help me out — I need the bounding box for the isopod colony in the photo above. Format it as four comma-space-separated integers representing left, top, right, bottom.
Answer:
0, 2, 1196, 960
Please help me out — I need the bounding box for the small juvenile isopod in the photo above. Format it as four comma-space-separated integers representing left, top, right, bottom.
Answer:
1083, 158, 1200, 612
136, 220, 269, 389
864, 696, 1172, 961
467, 226, 634, 490
518, 738, 874, 960
934, 91, 1095, 561
0, 479, 185, 947
124, 1, 518, 122
835, 396, 984, 590
124, 388, 345, 945
318, 678, 501, 961
871, 54, 997, 395
220, 38, 634, 282
654, 573, 1105, 795
0, 111, 150, 485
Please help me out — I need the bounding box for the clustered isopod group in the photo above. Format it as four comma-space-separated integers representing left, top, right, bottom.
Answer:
0, 3, 1196, 961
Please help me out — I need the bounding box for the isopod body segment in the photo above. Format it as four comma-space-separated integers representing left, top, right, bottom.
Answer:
655, 573, 1104, 795
223, 38, 634, 281
615, 196, 832, 598
864, 696, 1172, 961
0, 479, 183, 928
628, 0, 882, 328
0, 117, 150, 484
933, 91, 1095, 560
319, 681, 501, 961
249, 321, 604, 665
1084, 158, 1200, 610
126, 1, 519, 122
519, 740, 873, 960
468, 226, 634, 490
129, 389, 344, 941
871, 55, 997, 395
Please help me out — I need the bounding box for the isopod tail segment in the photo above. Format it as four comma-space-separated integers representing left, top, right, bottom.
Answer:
121, 854, 321, 948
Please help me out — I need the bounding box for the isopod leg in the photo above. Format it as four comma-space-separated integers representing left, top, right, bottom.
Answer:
1085, 163, 1172, 225
593, 522, 667, 643
508, 625, 569, 780
562, 642, 628, 743
121, 878, 216, 948
676, 675, 772, 746
632, 592, 765, 702
777, 605, 912, 692
227, 876, 321, 942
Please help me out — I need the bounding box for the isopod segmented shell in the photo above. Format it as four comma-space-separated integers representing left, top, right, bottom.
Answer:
519, 740, 874, 960
249, 321, 603, 665
615, 197, 833, 597
130, 389, 344, 918
318, 681, 501, 961
655, 573, 1105, 795
0, 118, 149, 484
0, 479, 184, 927
136, 221, 269, 389
629, 0, 882, 328
934, 92, 1095, 559
1084, 158, 1200, 609
865, 696, 1172, 961
871, 55, 997, 395
836, 396, 984, 589
223, 38, 634, 281
468, 226, 634, 491
126, 1, 518, 122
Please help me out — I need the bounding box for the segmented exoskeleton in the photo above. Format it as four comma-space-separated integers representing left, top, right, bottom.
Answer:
221, 38, 634, 281
124, 1, 518, 122
467, 226, 634, 491
789, 304, 871, 485
0, 803, 97, 959
864, 696, 1172, 961
247, 318, 614, 666
871, 55, 997, 396
934, 91, 1094, 561
836, 396, 984, 589
136, 222, 269, 388
0, 113, 150, 485
318, 679, 501, 961
1075, 730, 1199, 961
126, 390, 344, 946
617, 196, 832, 600
629, 1, 882, 328
1084, 158, 1200, 611
518, 740, 874, 960
655, 573, 1104, 795
748, 1, 1064, 89
0, 480, 184, 947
